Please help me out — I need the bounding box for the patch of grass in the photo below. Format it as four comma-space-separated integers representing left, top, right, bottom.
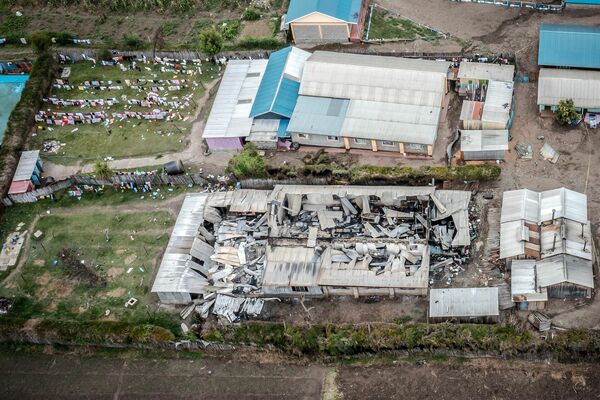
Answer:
368, 8, 440, 41
161, 21, 180, 37
218, 20, 241, 41
0, 14, 29, 39
242, 8, 262, 21
227, 36, 285, 50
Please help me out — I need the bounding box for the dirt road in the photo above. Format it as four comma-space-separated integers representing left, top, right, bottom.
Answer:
1, 352, 599, 400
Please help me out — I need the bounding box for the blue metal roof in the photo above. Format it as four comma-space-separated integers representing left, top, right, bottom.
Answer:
286, 0, 362, 24
277, 118, 290, 138
538, 24, 600, 69
564, 0, 600, 4
287, 96, 349, 136
250, 47, 301, 119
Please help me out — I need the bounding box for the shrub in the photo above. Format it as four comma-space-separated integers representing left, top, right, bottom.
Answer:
122, 35, 147, 50
219, 20, 241, 41
226, 143, 267, 179
242, 7, 262, 21
556, 98, 580, 125
199, 27, 223, 56
29, 31, 52, 54
231, 36, 285, 50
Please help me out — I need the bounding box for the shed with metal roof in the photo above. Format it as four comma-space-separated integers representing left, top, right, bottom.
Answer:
460, 129, 508, 160
538, 23, 600, 69
457, 61, 514, 83
537, 68, 600, 111
202, 59, 268, 150
285, 0, 367, 43
429, 287, 500, 323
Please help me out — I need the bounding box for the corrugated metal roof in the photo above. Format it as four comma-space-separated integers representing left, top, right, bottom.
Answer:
203, 59, 267, 139
250, 47, 311, 118
540, 219, 593, 261
500, 220, 526, 259
511, 260, 537, 295
286, 0, 362, 24
262, 245, 321, 286
537, 68, 600, 109
300, 51, 449, 107
152, 193, 210, 295
538, 23, 600, 69
500, 188, 587, 224
564, 0, 600, 3
457, 61, 514, 82
536, 254, 594, 289
13, 150, 39, 181
287, 95, 348, 136
460, 130, 508, 152
459, 100, 483, 121
429, 287, 499, 318
341, 99, 440, 144
481, 80, 513, 126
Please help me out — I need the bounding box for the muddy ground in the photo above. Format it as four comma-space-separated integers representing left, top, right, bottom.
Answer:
1, 351, 599, 400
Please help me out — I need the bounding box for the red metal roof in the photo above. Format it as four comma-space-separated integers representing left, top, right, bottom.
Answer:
8, 180, 32, 195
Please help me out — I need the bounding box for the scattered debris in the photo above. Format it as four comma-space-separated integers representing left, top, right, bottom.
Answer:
528, 311, 552, 332
125, 297, 138, 308
33, 230, 44, 240
514, 142, 533, 159
0, 298, 14, 315
0, 231, 27, 271
540, 142, 559, 163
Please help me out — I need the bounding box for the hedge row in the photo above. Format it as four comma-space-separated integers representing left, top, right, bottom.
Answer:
203, 322, 600, 360
0, 51, 55, 198
0, 317, 175, 345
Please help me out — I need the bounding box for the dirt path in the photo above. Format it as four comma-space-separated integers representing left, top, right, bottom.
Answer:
42, 78, 223, 179
1, 193, 186, 288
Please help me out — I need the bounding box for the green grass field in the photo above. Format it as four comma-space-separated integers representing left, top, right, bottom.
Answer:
32, 61, 221, 165
367, 8, 441, 41
0, 191, 184, 329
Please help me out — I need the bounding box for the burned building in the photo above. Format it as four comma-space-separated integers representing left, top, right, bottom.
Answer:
152, 185, 473, 313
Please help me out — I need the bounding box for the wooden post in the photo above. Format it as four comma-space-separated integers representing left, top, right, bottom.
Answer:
427, 145, 433, 156
399, 142, 405, 155
371, 140, 378, 152
343, 137, 350, 150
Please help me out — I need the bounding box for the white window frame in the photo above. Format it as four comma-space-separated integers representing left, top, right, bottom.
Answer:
327, 136, 339, 141
381, 140, 395, 146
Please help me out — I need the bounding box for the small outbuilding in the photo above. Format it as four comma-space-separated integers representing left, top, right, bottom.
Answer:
284, 0, 368, 44
511, 260, 548, 310
429, 287, 500, 323
460, 129, 508, 161
457, 61, 514, 98
8, 150, 42, 195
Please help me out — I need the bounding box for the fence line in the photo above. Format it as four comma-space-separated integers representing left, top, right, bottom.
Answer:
240, 177, 330, 189
56, 48, 273, 62
448, 0, 564, 11
2, 173, 210, 205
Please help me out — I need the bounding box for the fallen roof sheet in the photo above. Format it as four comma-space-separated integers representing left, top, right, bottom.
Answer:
429, 287, 499, 318
151, 193, 211, 295
262, 245, 321, 287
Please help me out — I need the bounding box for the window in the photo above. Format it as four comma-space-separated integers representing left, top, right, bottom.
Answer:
298, 133, 308, 139
353, 138, 366, 144
381, 140, 395, 146
292, 286, 309, 292
327, 136, 339, 141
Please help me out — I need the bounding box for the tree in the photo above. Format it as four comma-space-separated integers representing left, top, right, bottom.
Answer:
29, 31, 51, 55
556, 99, 580, 125
226, 143, 267, 179
93, 160, 113, 179
199, 27, 223, 57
